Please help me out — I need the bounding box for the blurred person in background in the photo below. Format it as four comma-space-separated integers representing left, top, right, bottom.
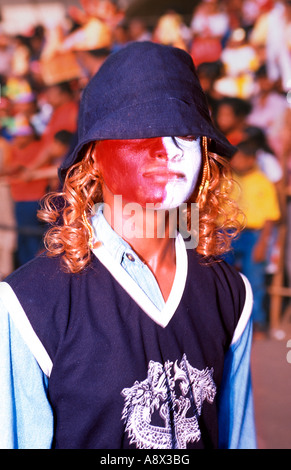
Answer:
11, 35, 31, 77
153, 10, 190, 50
247, 64, 288, 154
264, 0, 291, 93
0, 32, 12, 77
197, 61, 224, 117
190, 0, 229, 65
111, 22, 129, 52
225, 137, 281, 338
0, 96, 14, 141
191, 0, 230, 42
0, 136, 16, 279
127, 18, 151, 42
215, 96, 252, 145
75, 47, 111, 79
25, 81, 78, 173
216, 27, 259, 99
243, 125, 283, 188
241, 125, 285, 339
26, 130, 74, 191
2, 115, 48, 267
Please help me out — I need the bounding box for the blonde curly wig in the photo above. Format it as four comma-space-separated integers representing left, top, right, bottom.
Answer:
38, 138, 243, 273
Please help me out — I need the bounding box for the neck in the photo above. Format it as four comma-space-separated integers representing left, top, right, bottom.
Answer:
103, 193, 177, 260
102, 191, 177, 301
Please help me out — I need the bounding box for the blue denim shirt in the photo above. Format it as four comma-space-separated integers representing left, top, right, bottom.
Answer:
91, 204, 165, 311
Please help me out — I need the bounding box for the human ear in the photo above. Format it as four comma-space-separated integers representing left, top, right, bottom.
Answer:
90, 142, 100, 171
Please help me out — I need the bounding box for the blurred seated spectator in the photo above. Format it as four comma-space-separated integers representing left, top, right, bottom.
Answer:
278, 107, 291, 293
0, 32, 12, 76
190, 0, 229, 65
224, 137, 281, 337
3, 115, 49, 267
11, 35, 31, 77
0, 136, 16, 279
153, 10, 190, 50
28, 81, 78, 171
191, 0, 229, 40
247, 64, 288, 154
61, 0, 124, 55
247, 0, 273, 66
67, 0, 124, 30
215, 28, 259, 98
29, 24, 46, 63
0, 97, 14, 141
43, 81, 78, 138
242, 125, 283, 186
197, 61, 224, 117
4, 79, 40, 133
128, 18, 151, 42
222, 0, 245, 31
215, 96, 252, 145
75, 47, 111, 78
4, 78, 35, 107
111, 23, 129, 52
250, 0, 291, 92
61, 15, 112, 53
27, 130, 74, 191
240, 125, 284, 279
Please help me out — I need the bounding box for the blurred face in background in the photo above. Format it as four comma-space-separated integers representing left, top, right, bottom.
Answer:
230, 150, 256, 175
216, 104, 238, 134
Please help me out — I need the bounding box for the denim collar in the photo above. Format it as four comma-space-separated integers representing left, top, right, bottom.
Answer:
91, 204, 144, 268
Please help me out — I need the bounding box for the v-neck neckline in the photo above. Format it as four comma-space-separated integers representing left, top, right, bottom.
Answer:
92, 233, 188, 328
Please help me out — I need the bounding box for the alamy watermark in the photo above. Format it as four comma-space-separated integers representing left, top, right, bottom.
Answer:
94, 196, 199, 249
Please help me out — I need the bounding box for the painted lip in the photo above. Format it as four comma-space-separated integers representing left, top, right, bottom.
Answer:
142, 168, 185, 180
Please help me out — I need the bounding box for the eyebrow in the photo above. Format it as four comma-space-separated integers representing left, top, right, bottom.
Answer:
171, 136, 182, 150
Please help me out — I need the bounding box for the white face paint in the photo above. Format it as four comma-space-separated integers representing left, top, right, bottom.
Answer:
159, 136, 202, 209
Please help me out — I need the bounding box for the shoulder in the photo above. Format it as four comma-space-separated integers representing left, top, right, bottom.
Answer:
188, 251, 252, 342
207, 256, 253, 345
5, 252, 71, 297
0, 253, 105, 375
2, 253, 76, 364
189, 250, 246, 298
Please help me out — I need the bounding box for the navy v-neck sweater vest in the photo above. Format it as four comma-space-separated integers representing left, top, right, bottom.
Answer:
6, 249, 245, 449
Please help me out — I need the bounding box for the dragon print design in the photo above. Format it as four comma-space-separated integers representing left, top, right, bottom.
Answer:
121, 354, 217, 449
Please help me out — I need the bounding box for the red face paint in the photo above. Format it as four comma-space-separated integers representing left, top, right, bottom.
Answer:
95, 137, 201, 208
96, 138, 168, 207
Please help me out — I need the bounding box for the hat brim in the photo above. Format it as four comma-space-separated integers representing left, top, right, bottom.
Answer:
59, 97, 236, 181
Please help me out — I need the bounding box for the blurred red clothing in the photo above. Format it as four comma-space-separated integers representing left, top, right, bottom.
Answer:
41, 100, 78, 144
9, 140, 48, 202
225, 129, 246, 146
30, 99, 79, 172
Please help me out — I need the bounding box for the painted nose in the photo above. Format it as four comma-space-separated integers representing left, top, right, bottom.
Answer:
150, 137, 183, 161
149, 137, 168, 161
161, 136, 183, 161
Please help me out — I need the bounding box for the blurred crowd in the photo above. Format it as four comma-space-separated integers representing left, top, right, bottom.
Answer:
0, 0, 291, 337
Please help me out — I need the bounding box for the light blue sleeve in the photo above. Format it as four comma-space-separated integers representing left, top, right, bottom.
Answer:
218, 317, 257, 449
0, 298, 54, 449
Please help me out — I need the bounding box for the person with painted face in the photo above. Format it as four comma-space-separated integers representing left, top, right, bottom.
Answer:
0, 42, 256, 449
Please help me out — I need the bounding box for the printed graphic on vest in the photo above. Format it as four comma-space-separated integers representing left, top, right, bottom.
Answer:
121, 354, 216, 449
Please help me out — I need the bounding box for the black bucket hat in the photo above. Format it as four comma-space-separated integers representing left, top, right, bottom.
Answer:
59, 41, 236, 181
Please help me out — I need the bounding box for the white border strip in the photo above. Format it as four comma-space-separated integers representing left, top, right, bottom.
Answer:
231, 273, 254, 345
92, 233, 188, 328
0, 282, 53, 377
